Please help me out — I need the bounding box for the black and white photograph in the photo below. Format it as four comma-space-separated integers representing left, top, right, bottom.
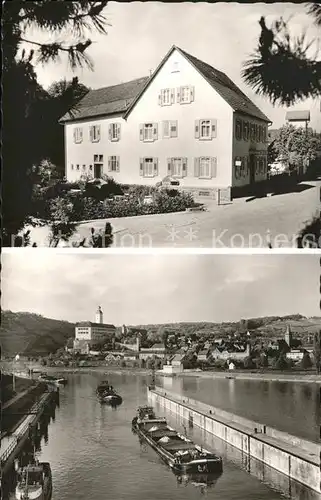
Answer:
1, 2, 321, 500
2, 1, 321, 248
0, 251, 321, 500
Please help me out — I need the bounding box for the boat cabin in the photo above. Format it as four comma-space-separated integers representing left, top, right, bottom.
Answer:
17, 465, 44, 486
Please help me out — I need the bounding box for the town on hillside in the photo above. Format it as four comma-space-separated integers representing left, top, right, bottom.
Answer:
21, 307, 320, 374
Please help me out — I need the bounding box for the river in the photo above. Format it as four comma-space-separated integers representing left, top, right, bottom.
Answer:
5, 372, 319, 500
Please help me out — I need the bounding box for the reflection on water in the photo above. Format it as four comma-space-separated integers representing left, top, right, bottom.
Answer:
161, 376, 320, 442
3, 373, 319, 500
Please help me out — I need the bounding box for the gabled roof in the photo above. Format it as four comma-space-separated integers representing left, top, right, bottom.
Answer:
125, 45, 270, 122
59, 77, 149, 123
60, 45, 270, 124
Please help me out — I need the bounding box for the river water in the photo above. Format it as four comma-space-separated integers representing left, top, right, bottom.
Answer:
7, 372, 319, 500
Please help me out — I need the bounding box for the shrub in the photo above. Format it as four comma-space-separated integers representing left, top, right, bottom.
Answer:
300, 351, 313, 369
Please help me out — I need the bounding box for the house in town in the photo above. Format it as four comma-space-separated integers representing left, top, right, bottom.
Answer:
286, 110, 310, 130
73, 306, 116, 354
60, 45, 270, 200
197, 349, 210, 362
211, 342, 251, 362
162, 353, 185, 374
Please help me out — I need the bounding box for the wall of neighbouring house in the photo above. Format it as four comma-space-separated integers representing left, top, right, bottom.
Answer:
232, 113, 268, 187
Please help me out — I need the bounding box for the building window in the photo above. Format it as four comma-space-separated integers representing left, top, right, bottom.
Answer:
255, 124, 259, 142
262, 126, 267, 143
159, 88, 174, 106
89, 165, 93, 171
90, 125, 101, 142
177, 85, 194, 104
71, 164, 74, 170
139, 123, 158, 142
243, 121, 249, 141
194, 157, 217, 179
140, 157, 158, 177
76, 164, 80, 171
109, 123, 121, 141
73, 127, 83, 143
250, 124, 256, 142
94, 155, 103, 162
171, 61, 179, 73
167, 157, 187, 177
194, 119, 217, 140
235, 119, 242, 140
108, 156, 120, 172
163, 120, 178, 138
235, 157, 243, 179
82, 164, 86, 171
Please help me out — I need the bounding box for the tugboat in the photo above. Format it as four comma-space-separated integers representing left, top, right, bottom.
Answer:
12, 460, 52, 500
132, 406, 223, 475
96, 380, 122, 406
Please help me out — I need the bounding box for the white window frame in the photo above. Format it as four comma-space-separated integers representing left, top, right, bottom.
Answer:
161, 89, 171, 106
90, 125, 101, 142
74, 127, 83, 144
163, 120, 178, 139
143, 157, 155, 177
109, 155, 119, 172
110, 123, 120, 141
172, 158, 183, 177
180, 86, 191, 104
199, 157, 212, 179
143, 123, 154, 142
200, 119, 211, 140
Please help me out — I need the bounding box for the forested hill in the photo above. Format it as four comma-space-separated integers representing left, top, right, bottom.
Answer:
0, 310, 75, 356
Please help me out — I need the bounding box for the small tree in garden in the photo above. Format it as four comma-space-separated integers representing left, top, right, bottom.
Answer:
313, 331, 321, 374
271, 125, 321, 174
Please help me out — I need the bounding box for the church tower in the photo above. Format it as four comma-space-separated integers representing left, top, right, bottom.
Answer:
95, 306, 103, 324
284, 324, 292, 348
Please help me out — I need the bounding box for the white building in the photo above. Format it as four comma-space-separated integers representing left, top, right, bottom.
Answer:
60, 45, 271, 200
73, 306, 116, 353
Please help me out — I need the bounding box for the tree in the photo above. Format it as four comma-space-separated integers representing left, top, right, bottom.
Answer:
273, 354, 289, 371
300, 351, 312, 370
3, 1, 109, 244
271, 125, 321, 174
313, 331, 321, 374
242, 3, 321, 105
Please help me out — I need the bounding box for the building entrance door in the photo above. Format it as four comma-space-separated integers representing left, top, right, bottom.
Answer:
94, 163, 103, 179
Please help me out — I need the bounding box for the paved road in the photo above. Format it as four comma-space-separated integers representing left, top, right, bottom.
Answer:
16, 180, 320, 248
82, 180, 320, 248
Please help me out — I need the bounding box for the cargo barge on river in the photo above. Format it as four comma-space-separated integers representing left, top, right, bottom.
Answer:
132, 406, 223, 475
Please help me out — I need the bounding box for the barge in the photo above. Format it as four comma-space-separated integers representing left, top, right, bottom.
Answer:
12, 461, 52, 500
38, 373, 67, 386
96, 380, 122, 405
132, 406, 223, 475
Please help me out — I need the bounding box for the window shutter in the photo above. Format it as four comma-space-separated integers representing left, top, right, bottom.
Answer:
73, 129, 77, 143
116, 156, 120, 172
153, 158, 158, 176
163, 121, 170, 138
195, 120, 200, 139
190, 86, 195, 102
108, 157, 112, 171
89, 126, 93, 142
170, 120, 178, 138
153, 123, 158, 141
108, 125, 112, 141
194, 157, 200, 177
139, 124, 144, 141
158, 93, 163, 106
117, 124, 121, 141
211, 119, 217, 139
182, 157, 187, 177
170, 89, 175, 104
211, 157, 217, 178
80, 128, 83, 142
96, 126, 101, 141
139, 158, 144, 176
177, 87, 181, 104
167, 158, 172, 175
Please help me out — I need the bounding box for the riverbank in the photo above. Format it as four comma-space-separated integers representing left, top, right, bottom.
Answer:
29, 365, 321, 384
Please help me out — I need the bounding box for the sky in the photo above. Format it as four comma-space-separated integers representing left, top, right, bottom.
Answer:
2, 251, 319, 325
24, 2, 321, 131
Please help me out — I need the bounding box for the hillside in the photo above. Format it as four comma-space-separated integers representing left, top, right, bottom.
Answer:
0, 310, 75, 356
1, 311, 320, 357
